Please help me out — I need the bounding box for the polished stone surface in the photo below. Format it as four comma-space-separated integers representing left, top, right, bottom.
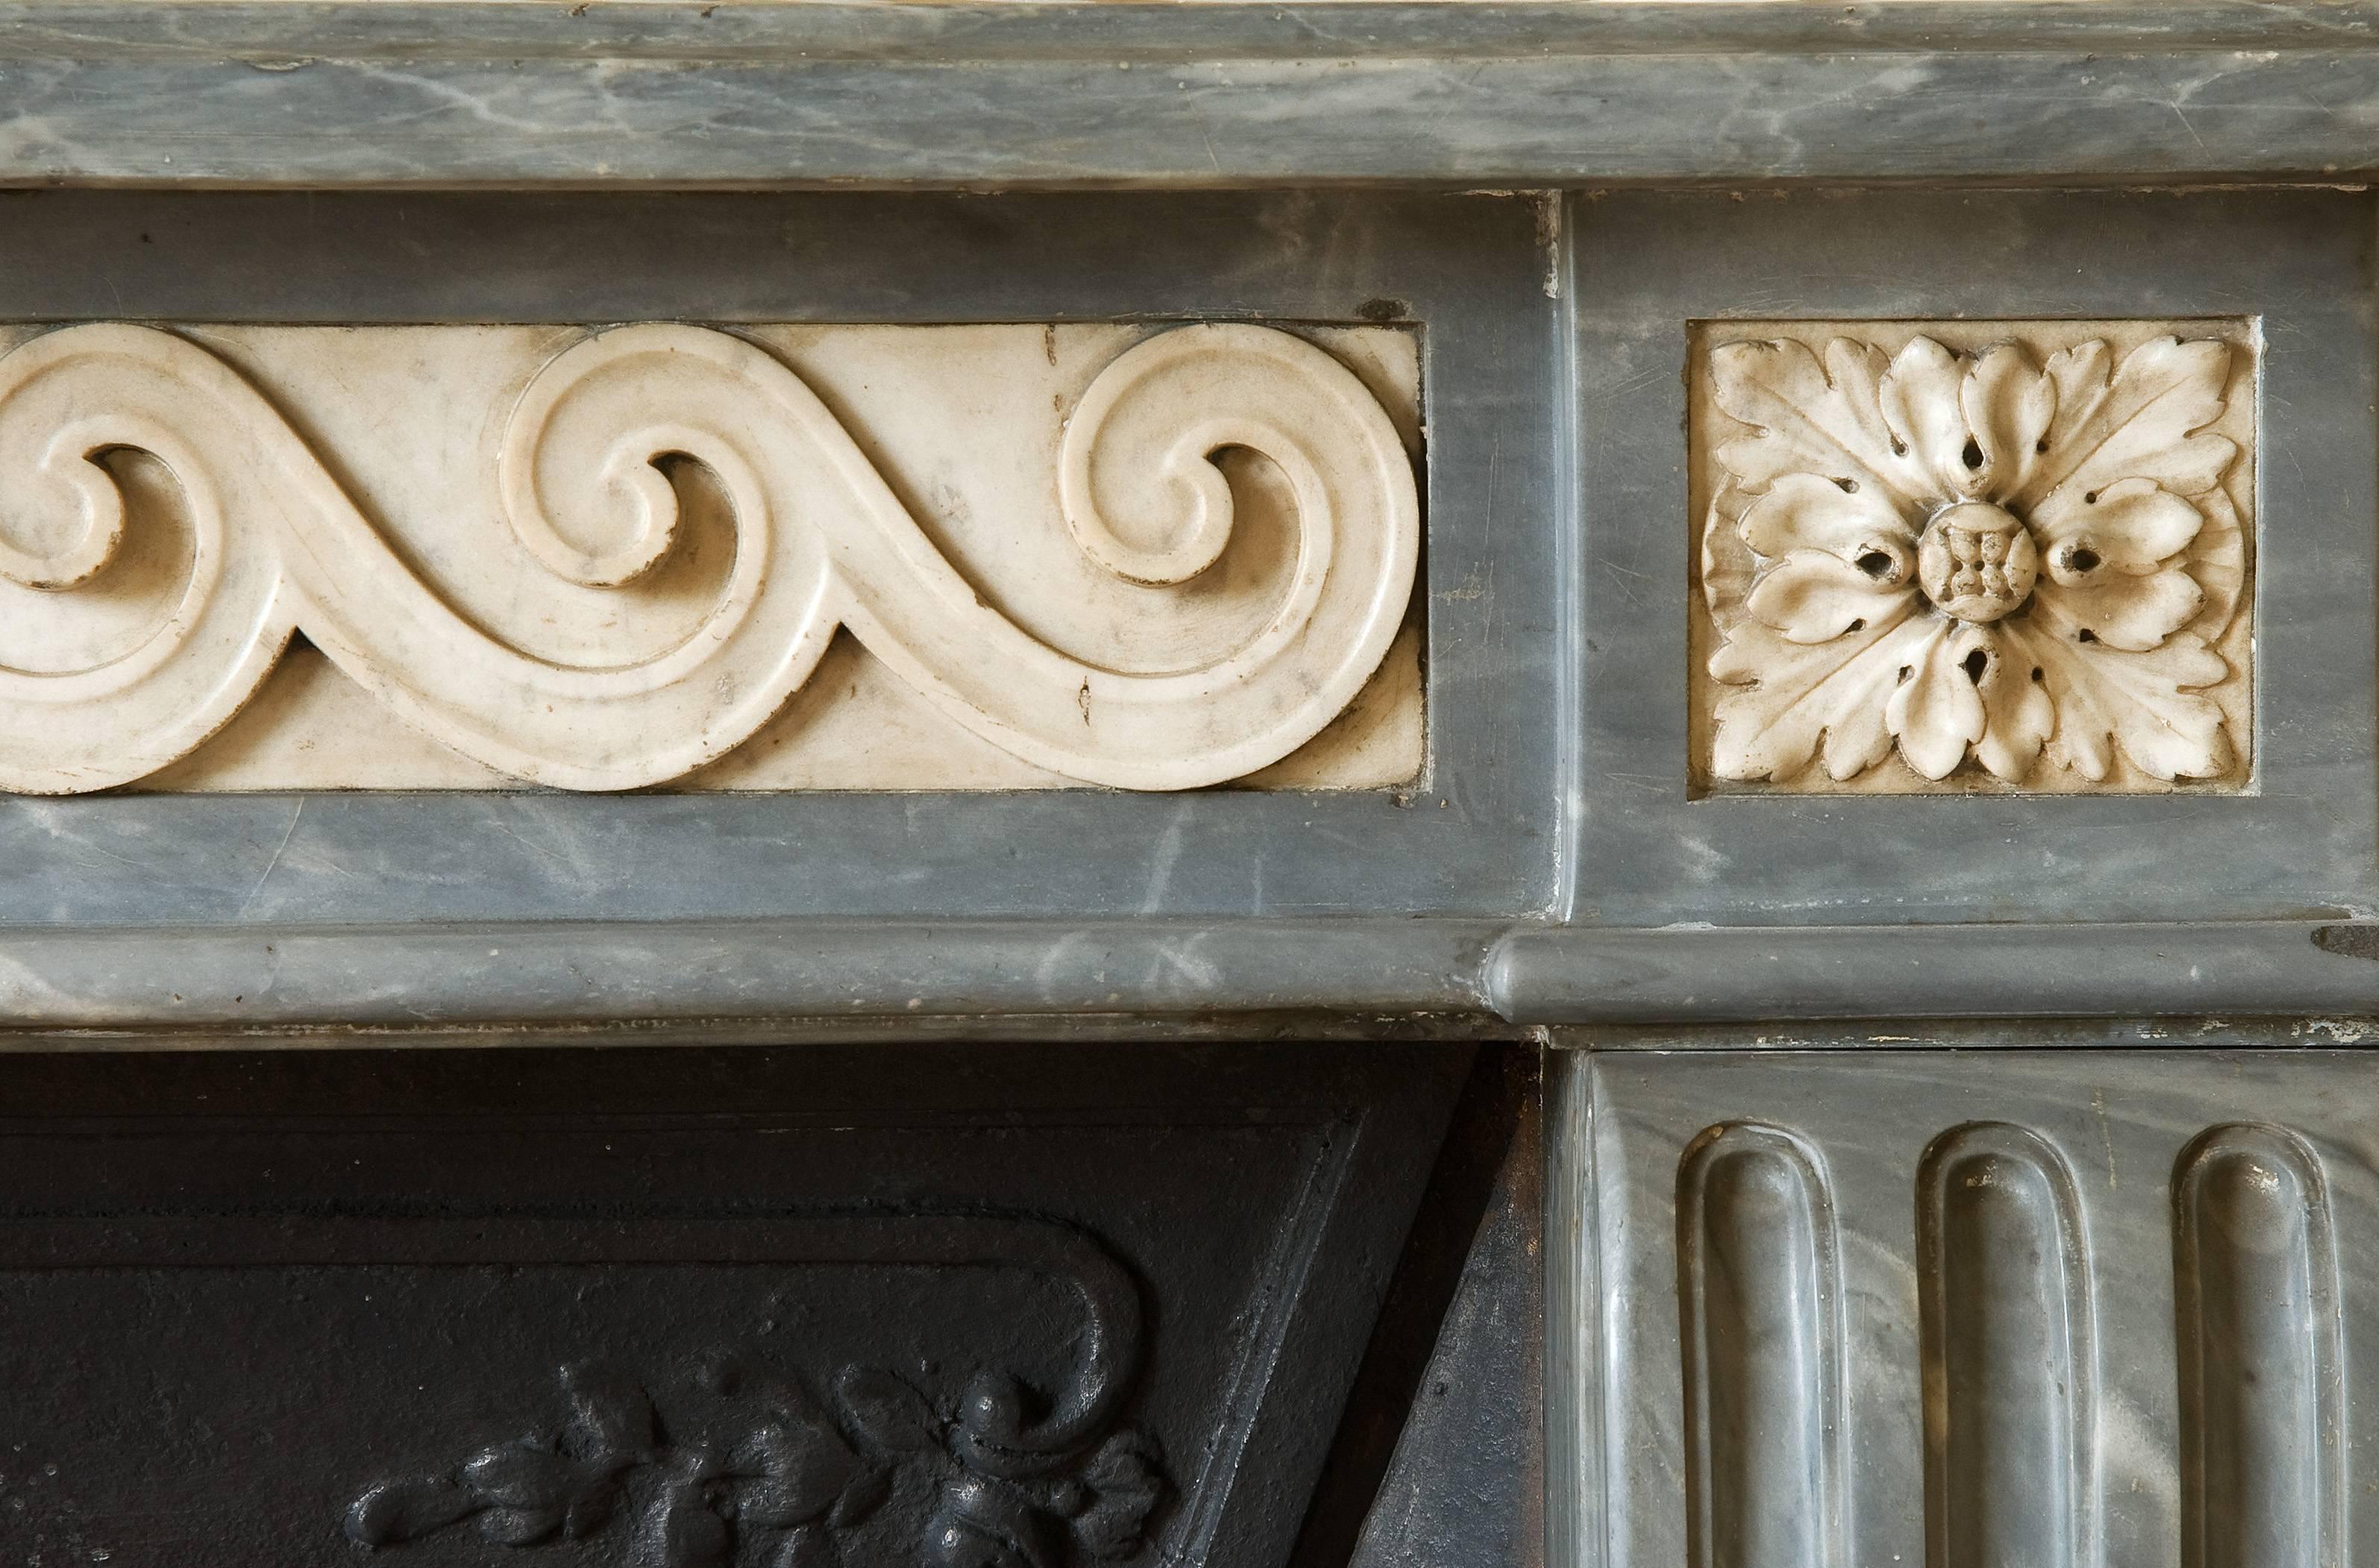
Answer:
1558, 1046, 2379, 1568
1574, 189, 2372, 930
4, 4, 2379, 186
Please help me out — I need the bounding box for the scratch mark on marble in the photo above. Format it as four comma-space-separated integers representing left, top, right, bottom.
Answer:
1602, 771, 1668, 797
2091, 1087, 2119, 1191
234, 799, 304, 920
67, 838, 155, 875
1151, 935, 1222, 992
1141, 816, 1187, 915
483, 817, 574, 871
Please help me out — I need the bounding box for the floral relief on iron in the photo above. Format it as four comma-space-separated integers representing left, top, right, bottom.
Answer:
1691, 319, 2256, 794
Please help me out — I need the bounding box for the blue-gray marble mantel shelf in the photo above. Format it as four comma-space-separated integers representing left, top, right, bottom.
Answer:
4, 918, 2379, 1035
4, 1, 2379, 187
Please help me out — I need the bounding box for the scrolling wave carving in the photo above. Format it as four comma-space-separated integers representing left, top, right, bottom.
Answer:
0, 322, 1418, 793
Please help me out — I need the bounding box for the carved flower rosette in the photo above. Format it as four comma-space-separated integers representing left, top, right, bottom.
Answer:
1696, 323, 2254, 791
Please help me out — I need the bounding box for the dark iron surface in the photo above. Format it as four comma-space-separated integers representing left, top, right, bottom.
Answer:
0, 1043, 1494, 1567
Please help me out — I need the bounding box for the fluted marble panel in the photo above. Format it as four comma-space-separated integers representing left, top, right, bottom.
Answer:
1564, 1049, 2379, 1568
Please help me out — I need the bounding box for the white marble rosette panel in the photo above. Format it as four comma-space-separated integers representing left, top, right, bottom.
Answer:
1693, 319, 2256, 794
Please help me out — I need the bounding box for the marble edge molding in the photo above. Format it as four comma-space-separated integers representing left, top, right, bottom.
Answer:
4, 3, 2379, 184
6, 2, 2376, 62
0, 918, 2377, 1030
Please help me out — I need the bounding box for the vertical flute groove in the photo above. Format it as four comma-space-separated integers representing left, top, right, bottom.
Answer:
1677, 1123, 1844, 1568
2174, 1124, 2342, 1568
1918, 1122, 2095, 1568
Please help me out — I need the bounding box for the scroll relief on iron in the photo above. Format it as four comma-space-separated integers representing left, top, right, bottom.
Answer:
0, 322, 1418, 794
343, 1214, 1165, 1568
344, 1358, 1163, 1568
1693, 323, 2254, 792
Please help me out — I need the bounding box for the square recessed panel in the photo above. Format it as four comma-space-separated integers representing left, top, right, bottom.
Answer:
1689, 316, 2257, 797
1573, 189, 2375, 925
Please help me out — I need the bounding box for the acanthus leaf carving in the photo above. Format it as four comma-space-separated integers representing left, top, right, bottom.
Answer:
0, 322, 1419, 794
1696, 323, 2254, 791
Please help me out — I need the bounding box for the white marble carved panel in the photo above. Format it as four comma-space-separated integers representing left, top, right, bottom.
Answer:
1690, 319, 2256, 794
0, 322, 1423, 793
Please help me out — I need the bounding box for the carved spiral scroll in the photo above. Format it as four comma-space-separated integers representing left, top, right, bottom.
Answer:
0, 322, 1419, 792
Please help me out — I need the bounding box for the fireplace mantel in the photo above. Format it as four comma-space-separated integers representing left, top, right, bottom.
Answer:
2, 10, 2376, 1568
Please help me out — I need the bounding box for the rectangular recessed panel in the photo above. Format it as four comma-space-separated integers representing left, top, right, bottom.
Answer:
0, 191, 1563, 928
0, 322, 1421, 796
0, 1044, 1473, 1568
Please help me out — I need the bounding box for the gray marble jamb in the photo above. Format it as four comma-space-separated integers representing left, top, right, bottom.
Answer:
1559, 1047, 2379, 1568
